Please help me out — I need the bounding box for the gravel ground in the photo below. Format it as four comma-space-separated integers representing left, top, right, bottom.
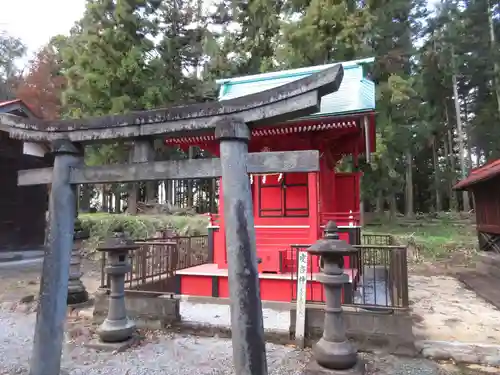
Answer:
0, 308, 484, 375
180, 301, 290, 332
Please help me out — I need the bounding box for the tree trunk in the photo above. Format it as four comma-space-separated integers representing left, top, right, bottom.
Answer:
405, 149, 414, 218
79, 185, 91, 213
445, 102, 457, 211
166, 180, 173, 205
432, 138, 442, 212
388, 193, 397, 218
488, 0, 500, 117
211, 178, 217, 213
375, 190, 384, 213
146, 181, 157, 203
101, 185, 108, 212
187, 146, 195, 208
127, 184, 138, 214
451, 48, 470, 212
108, 191, 114, 213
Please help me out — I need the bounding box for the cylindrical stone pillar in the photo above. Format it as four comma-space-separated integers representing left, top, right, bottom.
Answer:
215, 117, 268, 375
67, 218, 90, 305
306, 221, 364, 374
30, 139, 81, 375
97, 228, 139, 343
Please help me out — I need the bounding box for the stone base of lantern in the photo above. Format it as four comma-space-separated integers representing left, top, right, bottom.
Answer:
303, 359, 366, 375
67, 289, 88, 305
97, 318, 136, 343
84, 334, 140, 352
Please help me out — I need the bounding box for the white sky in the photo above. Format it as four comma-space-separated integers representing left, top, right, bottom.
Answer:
0, 0, 86, 57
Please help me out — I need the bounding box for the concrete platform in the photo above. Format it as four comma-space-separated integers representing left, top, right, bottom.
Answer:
0, 250, 44, 268
84, 334, 141, 352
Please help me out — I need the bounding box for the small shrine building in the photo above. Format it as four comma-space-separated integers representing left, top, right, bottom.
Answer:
0, 99, 49, 251
171, 58, 377, 302
454, 159, 500, 252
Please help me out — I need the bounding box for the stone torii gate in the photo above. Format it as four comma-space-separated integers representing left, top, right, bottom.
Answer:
0, 65, 343, 375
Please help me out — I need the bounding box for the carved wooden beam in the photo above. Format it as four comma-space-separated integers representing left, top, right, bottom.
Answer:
0, 65, 343, 143
18, 150, 320, 186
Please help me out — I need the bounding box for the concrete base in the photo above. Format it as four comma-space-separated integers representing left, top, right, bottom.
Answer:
84, 334, 140, 352
303, 360, 366, 375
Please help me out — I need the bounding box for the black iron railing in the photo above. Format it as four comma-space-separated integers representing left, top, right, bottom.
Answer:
100, 235, 209, 292
361, 233, 396, 246
352, 244, 408, 308
288, 233, 409, 309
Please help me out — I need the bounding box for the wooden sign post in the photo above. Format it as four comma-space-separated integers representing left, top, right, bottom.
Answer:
295, 249, 309, 348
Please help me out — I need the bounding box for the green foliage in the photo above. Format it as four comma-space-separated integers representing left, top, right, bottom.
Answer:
278, 0, 373, 67
0, 30, 26, 81
79, 213, 209, 252
366, 212, 477, 261
13, 0, 500, 218
0, 30, 26, 100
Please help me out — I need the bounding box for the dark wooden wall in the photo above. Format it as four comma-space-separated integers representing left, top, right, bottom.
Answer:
472, 177, 500, 235
0, 134, 48, 251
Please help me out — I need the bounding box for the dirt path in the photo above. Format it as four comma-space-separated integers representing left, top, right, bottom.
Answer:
0, 259, 102, 304
410, 274, 500, 343
409, 259, 500, 345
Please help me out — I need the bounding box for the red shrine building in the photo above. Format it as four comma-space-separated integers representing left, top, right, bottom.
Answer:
170, 58, 377, 302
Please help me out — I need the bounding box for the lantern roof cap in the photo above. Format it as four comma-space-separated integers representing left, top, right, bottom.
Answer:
97, 226, 139, 252
307, 221, 356, 255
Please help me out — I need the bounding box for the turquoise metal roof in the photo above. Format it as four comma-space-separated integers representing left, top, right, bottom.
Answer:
217, 57, 375, 118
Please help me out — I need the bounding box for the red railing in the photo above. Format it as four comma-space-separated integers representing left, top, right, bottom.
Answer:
208, 212, 360, 227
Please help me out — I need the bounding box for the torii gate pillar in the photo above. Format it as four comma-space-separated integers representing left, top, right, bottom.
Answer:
215, 118, 267, 375
30, 139, 81, 375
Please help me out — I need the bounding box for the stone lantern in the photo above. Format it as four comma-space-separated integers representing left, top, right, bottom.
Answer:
67, 218, 90, 305
96, 227, 139, 343
305, 221, 365, 374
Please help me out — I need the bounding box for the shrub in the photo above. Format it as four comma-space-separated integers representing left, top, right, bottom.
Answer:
79, 213, 209, 255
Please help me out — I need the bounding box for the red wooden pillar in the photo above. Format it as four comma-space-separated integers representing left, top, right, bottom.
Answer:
308, 172, 320, 244
216, 177, 227, 267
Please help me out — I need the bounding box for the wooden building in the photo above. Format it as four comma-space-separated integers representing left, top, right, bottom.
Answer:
0, 99, 49, 251
171, 58, 377, 302
454, 159, 500, 252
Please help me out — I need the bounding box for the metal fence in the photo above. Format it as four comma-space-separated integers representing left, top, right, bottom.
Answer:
100, 235, 209, 293
289, 233, 409, 309
361, 233, 396, 246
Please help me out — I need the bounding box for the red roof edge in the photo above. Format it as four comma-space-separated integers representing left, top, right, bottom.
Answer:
0, 99, 22, 107
0, 98, 41, 119
453, 158, 500, 190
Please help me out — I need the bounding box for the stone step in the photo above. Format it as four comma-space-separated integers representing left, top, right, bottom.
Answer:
475, 253, 500, 279
477, 252, 500, 267
457, 271, 500, 310
0, 250, 44, 264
